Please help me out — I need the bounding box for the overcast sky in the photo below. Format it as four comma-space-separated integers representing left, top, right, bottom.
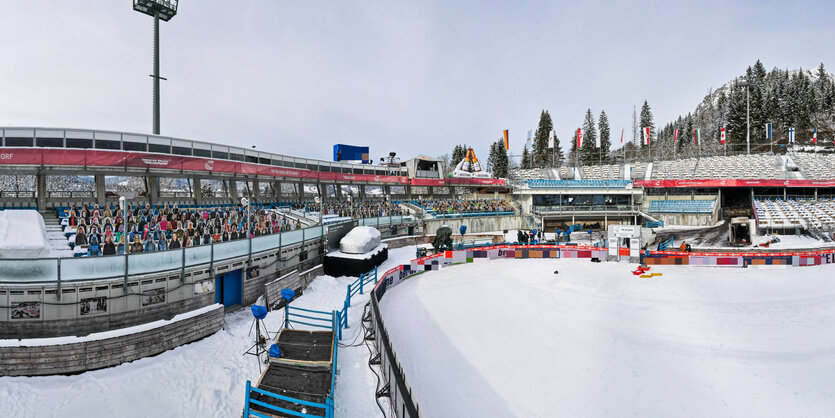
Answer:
2, 1, 834, 163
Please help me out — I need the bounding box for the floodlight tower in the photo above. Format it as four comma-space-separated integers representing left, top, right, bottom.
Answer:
133, 0, 179, 135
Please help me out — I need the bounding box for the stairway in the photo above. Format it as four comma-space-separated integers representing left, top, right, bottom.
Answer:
39, 209, 73, 256
400, 202, 429, 219
803, 217, 833, 242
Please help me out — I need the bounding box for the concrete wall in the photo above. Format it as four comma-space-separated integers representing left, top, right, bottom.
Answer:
421, 215, 525, 234
0, 305, 224, 376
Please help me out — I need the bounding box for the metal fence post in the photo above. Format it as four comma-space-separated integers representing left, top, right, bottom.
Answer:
180, 247, 186, 282
56, 258, 62, 301
123, 254, 129, 292
344, 285, 351, 329
209, 243, 214, 279
244, 380, 252, 417
284, 300, 290, 329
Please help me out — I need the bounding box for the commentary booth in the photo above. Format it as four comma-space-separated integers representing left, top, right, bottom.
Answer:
607, 225, 641, 262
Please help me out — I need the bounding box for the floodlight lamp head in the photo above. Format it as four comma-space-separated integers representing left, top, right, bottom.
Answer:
133, 0, 179, 21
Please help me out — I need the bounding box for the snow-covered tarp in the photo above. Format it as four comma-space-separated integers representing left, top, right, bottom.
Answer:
0, 210, 51, 258
339, 226, 381, 254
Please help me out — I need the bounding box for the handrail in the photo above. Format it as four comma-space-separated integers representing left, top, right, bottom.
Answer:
245, 308, 340, 418
244, 381, 330, 418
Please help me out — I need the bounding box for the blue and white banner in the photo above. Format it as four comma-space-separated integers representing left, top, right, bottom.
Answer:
766, 123, 772, 139
789, 127, 795, 144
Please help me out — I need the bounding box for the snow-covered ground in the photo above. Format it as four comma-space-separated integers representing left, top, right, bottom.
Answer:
0, 247, 417, 417
693, 231, 834, 250
380, 258, 835, 417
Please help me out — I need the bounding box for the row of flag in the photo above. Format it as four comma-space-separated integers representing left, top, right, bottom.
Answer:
511, 124, 826, 150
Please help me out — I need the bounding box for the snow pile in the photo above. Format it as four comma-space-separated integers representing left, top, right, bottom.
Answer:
381, 258, 835, 417
0, 210, 51, 258
339, 226, 381, 254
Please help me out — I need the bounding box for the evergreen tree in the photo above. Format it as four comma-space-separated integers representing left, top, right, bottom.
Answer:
493, 139, 509, 178
598, 110, 612, 164
521, 145, 531, 169
580, 109, 598, 165
639, 100, 655, 157
451, 144, 467, 166
551, 130, 565, 167
727, 81, 748, 149
568, 129, 579, 165
486, 141, 498, 173
532, 110, 555, 167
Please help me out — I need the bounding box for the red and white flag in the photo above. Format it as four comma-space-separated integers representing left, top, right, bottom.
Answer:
673, 129, 679, 144
577, 128, 583, 148
720, 127, 726, 144
620, 128, 624, 144
643, 127, 650, 145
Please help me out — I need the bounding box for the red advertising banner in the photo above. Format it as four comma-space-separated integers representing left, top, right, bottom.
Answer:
0, 148, 43, 165
411, 178, 446, 186
635, 179, 835, 188
445, 177, 507, 186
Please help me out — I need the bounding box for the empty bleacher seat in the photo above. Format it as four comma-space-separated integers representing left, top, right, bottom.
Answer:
647, 200, 715, 214
525, 179, 631, 189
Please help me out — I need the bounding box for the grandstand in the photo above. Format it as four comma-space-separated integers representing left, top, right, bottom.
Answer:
411, 198, 516, 218
692, 154, 784, 179
754, 197, 835, 232
651, 158, 698, 179
792, 153, 835, 179
526, 179, 631, 189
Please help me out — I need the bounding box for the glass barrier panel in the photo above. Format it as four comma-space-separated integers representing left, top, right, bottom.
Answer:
304, 227, 322, 241
128, 249, 184, 275
0, 258, 58, 282
212, 239, 250, 261
281, 229, 303, 246
185, 245, 212, 267
252, 234, 280, 253
61, 255, 125, 281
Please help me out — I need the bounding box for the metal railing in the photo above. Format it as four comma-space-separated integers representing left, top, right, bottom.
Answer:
0, 191, 36, 198
243, 267, 382, 418
532, 205, 635, 213
244, 310, 339, 418
46, 191, 95, 198
339, 267, 378, 331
